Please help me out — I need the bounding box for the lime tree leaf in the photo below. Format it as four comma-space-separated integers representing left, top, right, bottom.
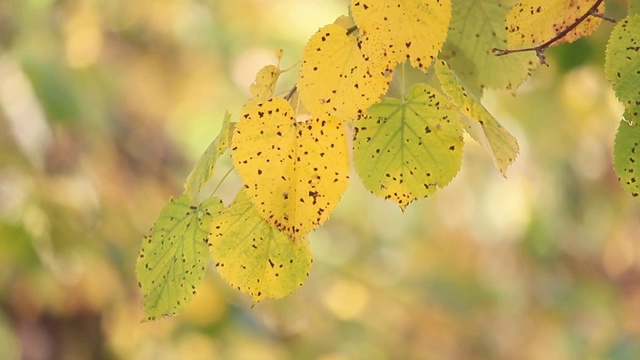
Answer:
441, 0, 538, 94
351, 0, 451, 72
605, 14, 640, 111
231, 97, 350, 240
353, 83, 463, 211
136, 195, 224, 321
241, 64, 282, 114
298, 22, 390, 122
614, 111, 640, 199
209, 190, 312, 303
184, 112, 233, 202
506, 0, 604, 48
435, 60, 519, 176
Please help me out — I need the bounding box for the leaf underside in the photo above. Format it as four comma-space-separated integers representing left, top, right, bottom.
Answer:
137, 195, 224, 321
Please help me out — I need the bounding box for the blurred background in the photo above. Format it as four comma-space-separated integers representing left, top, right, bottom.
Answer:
1, 0, 639, 359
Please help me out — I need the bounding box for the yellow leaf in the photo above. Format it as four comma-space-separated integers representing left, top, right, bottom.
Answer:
506, 0, 604, 48
210, 190, 312, 303
351, 0, 451, 71
241, 64, 281, 113
298, 22, 390, 122
231, 97, 350, 240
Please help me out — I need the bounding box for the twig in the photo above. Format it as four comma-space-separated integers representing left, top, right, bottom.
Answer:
283, 85, 297, 101
492, 0, 614, 66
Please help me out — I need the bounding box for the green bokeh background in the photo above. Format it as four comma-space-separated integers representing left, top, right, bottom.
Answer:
1, 0, 639, 359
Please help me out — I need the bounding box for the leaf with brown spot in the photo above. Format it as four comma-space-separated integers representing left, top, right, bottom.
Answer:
506, 0, 604, 48
209, 190, 312, 303
298, 21, 391, 122
351, 0, 451, 72
353, 83, 463, 211
435, 60, 519, 176
137, 195, 224, 321
232, 97, 350, 240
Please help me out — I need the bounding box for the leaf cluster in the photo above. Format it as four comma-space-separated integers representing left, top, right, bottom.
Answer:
137, 0, 640, 319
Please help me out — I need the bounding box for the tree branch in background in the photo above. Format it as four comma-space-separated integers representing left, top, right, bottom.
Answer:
492, 0, 615, 66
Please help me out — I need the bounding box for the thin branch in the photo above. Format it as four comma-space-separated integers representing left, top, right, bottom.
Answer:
283, 84, 297, 101
492, 0, 612, 66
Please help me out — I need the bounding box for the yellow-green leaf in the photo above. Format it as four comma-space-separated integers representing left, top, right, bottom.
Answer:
605, 14, 640, 112
184, 112, 233, 203
353, 83, 463, 210
351, 0, 452, 72
298, 22, 390, 121
435, 60, 519, 176
136, 195, 224, 321
506, 0, 604, 48
209, 190, 312, 303
231, 97, 350, 240
614, 111, 640, 199
241, 64, 281, 113
442, 0, 538, 94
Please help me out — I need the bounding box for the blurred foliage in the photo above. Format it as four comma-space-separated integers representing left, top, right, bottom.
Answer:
1, 0, 640, 359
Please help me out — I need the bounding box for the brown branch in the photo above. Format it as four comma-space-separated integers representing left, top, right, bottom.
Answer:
492, 0, 614, 66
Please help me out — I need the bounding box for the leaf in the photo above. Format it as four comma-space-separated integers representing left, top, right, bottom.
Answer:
435, 60, 519, 176
184, 112, 233, 202
605, 14, 640, 111
614, 111, 640, 199
506, 0, 604, 48
242, 64, 282, 113
209, 190, 312, 303
137, 195, 224, 321
353, 83, 463, 210
441, 0, 538, 94
351, 0, 452, 72
231, 97, 350, 240
298, 22, 390, 121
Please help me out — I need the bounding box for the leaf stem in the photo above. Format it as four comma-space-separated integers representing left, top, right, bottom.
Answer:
211, 167, 234, 196
492, 0, 613, 66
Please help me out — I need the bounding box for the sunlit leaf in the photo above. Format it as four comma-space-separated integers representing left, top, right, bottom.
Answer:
298, 21, 390, 121
614, 111, 640, 200
231, 97, 350, 240
184, 112, 233, 202
441, 0, 537, 94
435, 60, 518, 176
241, 64, 282, 114
353, 83, 463, 210
605, 14, 640, 111
209, 190, 312, 303
137, 195, 224, 321
506, 0, 604, 48
351, 0, 451, 72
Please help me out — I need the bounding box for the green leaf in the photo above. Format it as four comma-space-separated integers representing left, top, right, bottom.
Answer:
184, 112, 233, 203
209, 190, 312, 303
435, 60, 519, 176
441, 0, 537, 94
231, 97, 350, 240
605, 14, 640, 111
353, 83, 463, 211
614, 110, 640, 199
136, 195, 224, 321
